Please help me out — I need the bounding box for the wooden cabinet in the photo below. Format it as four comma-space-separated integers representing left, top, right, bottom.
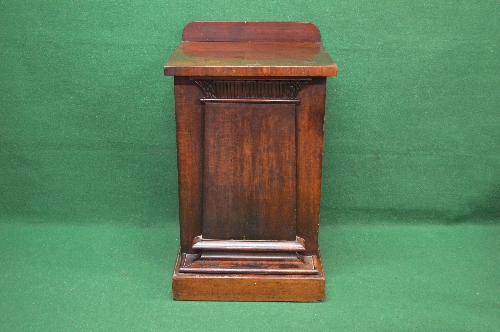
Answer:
164, 21, 337, 301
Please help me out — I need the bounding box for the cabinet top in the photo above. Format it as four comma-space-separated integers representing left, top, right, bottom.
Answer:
164, 22, 338, 77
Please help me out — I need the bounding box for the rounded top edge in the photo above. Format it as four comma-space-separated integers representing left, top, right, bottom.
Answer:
182, 21, 321, 43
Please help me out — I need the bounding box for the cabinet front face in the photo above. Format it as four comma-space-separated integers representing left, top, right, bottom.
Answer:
172, 76, 327, 298
174, 77, 326, 256
203, 102, 296, 241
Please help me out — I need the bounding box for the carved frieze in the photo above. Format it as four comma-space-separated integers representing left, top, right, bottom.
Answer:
194, 79, 310, 100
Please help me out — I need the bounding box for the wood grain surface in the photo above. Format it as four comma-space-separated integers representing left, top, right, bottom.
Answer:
182, 21, 321, 43
167, 21, 335, 301
164, 43, 337, 77
164, 21, 337, 77
172, 248, 325, 302
203, 102, 296, 240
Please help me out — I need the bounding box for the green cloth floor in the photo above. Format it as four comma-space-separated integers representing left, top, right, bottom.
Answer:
1, 220, 499, 331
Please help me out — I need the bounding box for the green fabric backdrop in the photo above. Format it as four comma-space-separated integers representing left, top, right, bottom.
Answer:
1, 1, 499, 330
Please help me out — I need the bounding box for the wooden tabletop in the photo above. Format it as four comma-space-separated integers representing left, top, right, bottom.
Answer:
164, 21, 338, 77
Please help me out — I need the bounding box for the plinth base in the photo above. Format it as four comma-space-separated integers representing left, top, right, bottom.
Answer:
172, 248, 325, 302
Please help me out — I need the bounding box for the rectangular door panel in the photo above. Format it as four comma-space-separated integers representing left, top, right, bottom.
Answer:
203, 102, 296, 240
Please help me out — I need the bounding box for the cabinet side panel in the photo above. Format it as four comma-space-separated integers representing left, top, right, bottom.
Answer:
296, 78, 327, 255
174, 77, 204, 253
203, 103, 296, 240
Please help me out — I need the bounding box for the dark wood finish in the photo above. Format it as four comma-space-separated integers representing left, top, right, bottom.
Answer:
164, 42, 337, 77
179, 252, 318, 275
164, 21, 337, 77
194, 79, 310, 100
296, 77, 327, 255
199, 99, 300, 104
203, 102, 296, 240
164, 21, 336, 302
182, 21, 321, 43
173, 76, 204, 254
191, 236, 306, 252
172, 249, 325, 302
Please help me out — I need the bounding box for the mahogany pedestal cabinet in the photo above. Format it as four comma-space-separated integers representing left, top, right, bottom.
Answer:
164, 21, 337, 302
